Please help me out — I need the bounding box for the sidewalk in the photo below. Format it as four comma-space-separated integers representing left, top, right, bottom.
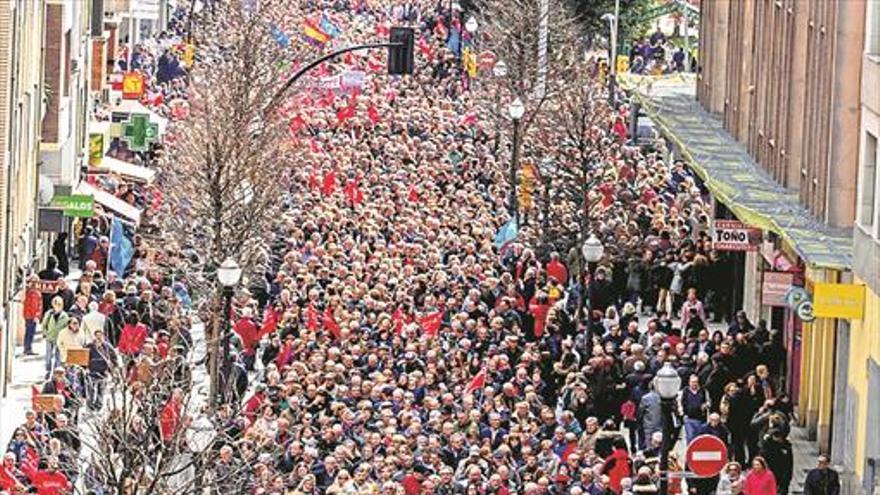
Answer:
0, 270, 82, 447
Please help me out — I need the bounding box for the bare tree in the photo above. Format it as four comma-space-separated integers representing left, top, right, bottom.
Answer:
156, 0, 312, 408
52, 345, 268, 494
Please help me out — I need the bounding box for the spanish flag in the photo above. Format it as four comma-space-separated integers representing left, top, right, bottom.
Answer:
303, 20, 330, 46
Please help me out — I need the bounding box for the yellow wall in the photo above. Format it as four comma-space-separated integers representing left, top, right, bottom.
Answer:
847, 277, 880, 480
798, 268, 839, 451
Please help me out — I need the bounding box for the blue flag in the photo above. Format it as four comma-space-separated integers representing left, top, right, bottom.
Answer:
268, 23, 291, 48
493, 219, 518, 250
319, 16, 342, 38
110, 217, 134, 275
446, 28, 462, 57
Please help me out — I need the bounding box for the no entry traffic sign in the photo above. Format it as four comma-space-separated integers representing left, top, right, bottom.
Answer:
478, 50, 498, 70
685, 434, 728, 478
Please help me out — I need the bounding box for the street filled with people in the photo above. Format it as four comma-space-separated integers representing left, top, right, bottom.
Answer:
1, 1, 834, 495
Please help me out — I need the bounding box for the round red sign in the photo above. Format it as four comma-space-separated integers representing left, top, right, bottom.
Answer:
685, 434, 728, 478
478, 51, 497, 70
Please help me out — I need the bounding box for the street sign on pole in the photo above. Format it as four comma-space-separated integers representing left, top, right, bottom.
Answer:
685, 435, 728, 478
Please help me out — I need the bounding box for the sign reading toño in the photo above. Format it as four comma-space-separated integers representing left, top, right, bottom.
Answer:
712, 220, 761, 251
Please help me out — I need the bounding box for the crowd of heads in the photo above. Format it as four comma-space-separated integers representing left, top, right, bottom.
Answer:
3, 1, 801, 495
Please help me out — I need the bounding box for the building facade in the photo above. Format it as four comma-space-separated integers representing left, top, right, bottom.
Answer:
696, 0, 867, 466
844, 1, 880, 492
0, 1, 46, 394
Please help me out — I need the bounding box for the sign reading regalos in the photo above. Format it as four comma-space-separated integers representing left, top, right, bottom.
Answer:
813, 283, 866, 319
122, 72, 145, 100
712, 220, 761, 252
51, 194, 95, 218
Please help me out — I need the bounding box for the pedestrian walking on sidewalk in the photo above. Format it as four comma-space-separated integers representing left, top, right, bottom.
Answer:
803, 455, 840, 495
22, 276, 43, 355
40, 297, 68, 378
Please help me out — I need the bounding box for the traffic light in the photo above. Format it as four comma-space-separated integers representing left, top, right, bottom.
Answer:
388, 27, 414, 75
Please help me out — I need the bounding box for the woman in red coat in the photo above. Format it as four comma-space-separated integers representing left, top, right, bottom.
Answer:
118, 312, 148, 356
602, 437, 632, 494
743, 456, 777, 495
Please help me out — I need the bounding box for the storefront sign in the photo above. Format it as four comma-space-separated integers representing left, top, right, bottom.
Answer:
51, 194, 95, 218
813, 283, 866, 319
712, 220, 761, 251
121, 114, 160, 152
122, 72, 145, 100
762, 272, 794, 307
797, 300, 816, 322
89, 133, 104, 166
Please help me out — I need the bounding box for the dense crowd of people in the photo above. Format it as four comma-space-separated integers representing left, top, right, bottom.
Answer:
2, 1, 841, 495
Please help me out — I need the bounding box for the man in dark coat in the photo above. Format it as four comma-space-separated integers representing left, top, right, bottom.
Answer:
803, 455, 840, 495
760, 429, 794, 495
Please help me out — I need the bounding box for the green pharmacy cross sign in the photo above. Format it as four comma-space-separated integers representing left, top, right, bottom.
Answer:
122, 113, 159, 152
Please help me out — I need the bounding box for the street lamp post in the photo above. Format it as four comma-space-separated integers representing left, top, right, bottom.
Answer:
508, 98, 525, 226
493, 60, 508, 78
209, 257, 241, 409
655, 361, 683, 495
602, 0, 621, 106
581, 233, 604, 276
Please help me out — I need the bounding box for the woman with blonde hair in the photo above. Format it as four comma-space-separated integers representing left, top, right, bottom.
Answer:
717, 461, 744, 494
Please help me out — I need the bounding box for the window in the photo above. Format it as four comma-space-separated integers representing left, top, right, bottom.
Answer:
860, 132, 878, 229
871, 0, 880, 55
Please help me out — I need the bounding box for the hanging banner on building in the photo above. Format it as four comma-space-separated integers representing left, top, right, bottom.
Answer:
122, 72, 145, 100
29, 279, 67, 294
711, 220, 761, 251
812, 283, 866, 319
89, 134, 104, 166
761, 272, 794, 307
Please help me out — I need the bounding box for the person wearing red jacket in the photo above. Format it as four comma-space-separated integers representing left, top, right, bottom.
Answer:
602, 438, 632, 494
22, 277, 43, 355
528, 293, 551, 340
743, 456, 777, 495
24, 456, 71, 495
545, 253, 568, 285
118, 312, 148, 356
159, 388, 183, 443
233, 307, 260, 369
0, 453, 26, 493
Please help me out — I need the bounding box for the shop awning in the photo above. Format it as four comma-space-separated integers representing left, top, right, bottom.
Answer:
76, 182, 142, 225
94, 156, 157, 183
622, 74, 852, 271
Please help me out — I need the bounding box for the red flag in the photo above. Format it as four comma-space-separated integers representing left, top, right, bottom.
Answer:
336, 98, 357, 124
344, 178, 364, 205
306, 303, 319, 331
418, 311, 443, 338
290, 115, 306, 135
407, 185, 419, 203
323, 306, 340, 339
367, 57, 384, 73
392, 307, 406, 335
465, 369, 487, 394
321, 170, 337, 197
367, 104, 381, 125
259, 306, 280, 338
418, 36, 433, 59
458, 111, 478, 127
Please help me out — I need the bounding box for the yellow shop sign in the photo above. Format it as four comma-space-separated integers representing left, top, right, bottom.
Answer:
812, 283, 866, 319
